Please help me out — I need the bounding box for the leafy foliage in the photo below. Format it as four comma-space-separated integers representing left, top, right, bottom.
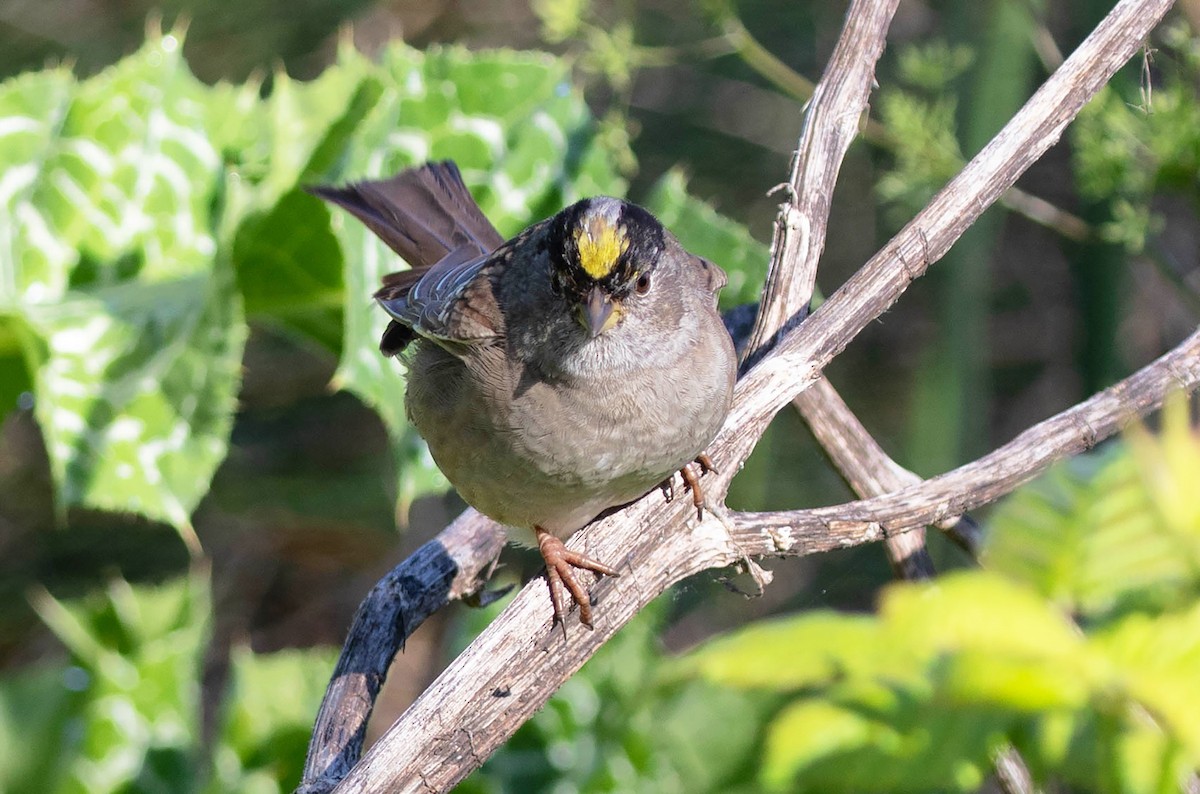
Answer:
458, 595, 778, 794
0, 572, 337, 794
0, 35, 243, 529
644, 169, 769, 309
1072, 20, 1200, 253
2, 25, 780, 528
874, 42, 970, 223
678, 401, 1200, 792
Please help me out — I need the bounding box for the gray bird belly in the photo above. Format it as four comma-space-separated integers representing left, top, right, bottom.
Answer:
405, 342, 730, 536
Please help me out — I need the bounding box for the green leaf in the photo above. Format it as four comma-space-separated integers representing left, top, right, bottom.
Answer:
761, 696, 1004, 793
219, 45, 382, 217
875, 89, 963, 219
644, 169, 769, 309
29, 572, 210, 794
31, 33, 220, 295
206, 646, 340, 794
0, 664, 79, 793
760, 699, 885, 790
680, 573, 1098, 792
879, 572, 1084, 661
1127, 395, 1200, 545
933, 649, 1090, 712
0, 313, 36, 419
0, 67, 75, 307
895, 42, 975, 92
1089, 602, 1200, 759
234, 189, 343, 352
26, 264, 244, 527
533, 0, 589, 43
1, 29, 248, 529
985, 434, 1200, 620
673, 611, 890, 690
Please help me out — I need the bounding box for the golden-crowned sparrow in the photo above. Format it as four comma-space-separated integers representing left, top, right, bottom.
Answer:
311, 161, 736, 630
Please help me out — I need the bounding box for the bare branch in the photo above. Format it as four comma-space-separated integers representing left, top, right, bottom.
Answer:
743, 0, 898, 362
301, 0, 1177, 791
729, 0, 1174, 437
727, 0, 942, 578
297, 512, 505, 794
732, 328, 1200, 553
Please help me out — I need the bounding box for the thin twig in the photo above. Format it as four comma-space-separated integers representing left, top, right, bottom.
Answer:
742, 0, 898, 364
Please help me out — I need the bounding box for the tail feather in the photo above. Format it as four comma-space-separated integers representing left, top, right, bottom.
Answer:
308, 161, 505, 356
306, 161, 504, 271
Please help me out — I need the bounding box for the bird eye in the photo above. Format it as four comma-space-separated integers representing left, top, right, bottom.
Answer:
635, 273, 652, 294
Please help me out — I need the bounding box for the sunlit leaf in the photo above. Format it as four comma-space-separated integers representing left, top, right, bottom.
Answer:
1089, 602, 1200, 758
985, 438, 1200, 619
674, 612, 891, 690
28, 572, 210, 794
879, 572, 1084, 660
2, 30, 247, 529
26, 265, 244, 527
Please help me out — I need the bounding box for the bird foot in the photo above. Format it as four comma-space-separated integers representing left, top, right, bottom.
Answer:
536, 527, 619, 637
661, 452, 719, 520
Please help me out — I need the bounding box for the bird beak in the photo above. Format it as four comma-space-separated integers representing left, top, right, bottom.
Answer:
579, 286, 622, 338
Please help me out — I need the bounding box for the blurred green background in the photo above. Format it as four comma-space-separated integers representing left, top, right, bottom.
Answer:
1, 0, 1198, 791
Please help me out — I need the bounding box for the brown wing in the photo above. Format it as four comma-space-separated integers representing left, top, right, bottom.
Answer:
377, 244, 507, 352
308, 161, 507, 355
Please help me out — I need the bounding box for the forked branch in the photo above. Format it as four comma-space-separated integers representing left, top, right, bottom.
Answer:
299, 0, 1180, 791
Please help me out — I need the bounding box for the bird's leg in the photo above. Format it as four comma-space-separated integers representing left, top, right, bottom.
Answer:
535, 527, 620, 636
676, 452, 719, 520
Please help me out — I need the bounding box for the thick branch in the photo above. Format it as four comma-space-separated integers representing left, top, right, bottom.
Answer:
297, 512, 505, 793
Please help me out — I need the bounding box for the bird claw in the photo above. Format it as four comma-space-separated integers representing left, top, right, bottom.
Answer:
536, 527, 619, 638
673, 452, 719, 521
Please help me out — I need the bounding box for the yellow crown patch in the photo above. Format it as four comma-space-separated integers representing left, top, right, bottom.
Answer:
574, 217, 629, 280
